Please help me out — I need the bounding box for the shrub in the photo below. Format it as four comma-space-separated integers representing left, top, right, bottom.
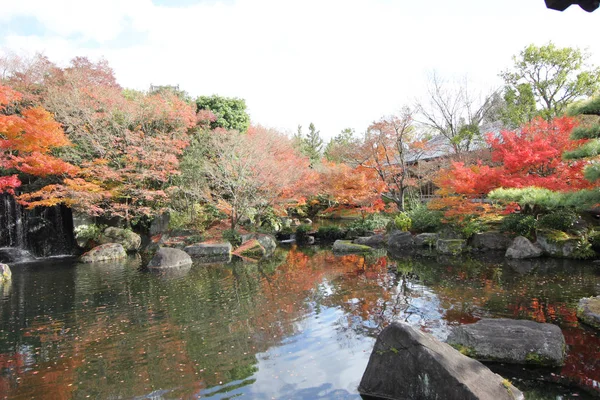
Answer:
74, 224, 106, 243
500, 213, 537, 239
169, 203, 226, 231
406, 205, 443, 233
295, 224, 312, 244
317, 226, 346, 241
223, 229, 242, 247
536, 209, 577, 232
393, 212, 412, 232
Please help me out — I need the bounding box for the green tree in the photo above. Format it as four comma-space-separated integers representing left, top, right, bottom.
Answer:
294, 122, 323, 166
196, 95, 250, 132
500, 42, 600, 127
324, 128, 357, 163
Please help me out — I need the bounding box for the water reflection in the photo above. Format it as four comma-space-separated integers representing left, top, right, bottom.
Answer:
0, 247, 599, 399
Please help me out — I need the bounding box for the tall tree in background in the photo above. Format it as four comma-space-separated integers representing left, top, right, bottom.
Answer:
500, 42, 600, 127
196, 95, 250, 133
184, 126, 313, 229
357, 108, 428, 210
415, 72, 499, 155
324, 128, 358, 163
294, 122, 324, 166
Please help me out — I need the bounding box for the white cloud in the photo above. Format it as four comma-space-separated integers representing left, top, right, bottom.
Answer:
1, 0, 600, 139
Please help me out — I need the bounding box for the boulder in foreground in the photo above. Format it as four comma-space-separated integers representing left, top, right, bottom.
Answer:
577, 296, 600, 330
80, 243, 127, 263
447, 318, 566, 367
147, 247, 192, 270
359, 322, 524, 400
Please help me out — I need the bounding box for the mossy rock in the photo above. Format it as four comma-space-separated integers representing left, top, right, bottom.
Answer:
577, 296, 600, 330
436, 239, 467, 255
332, 240, 373, 254
238, 239, 266, 258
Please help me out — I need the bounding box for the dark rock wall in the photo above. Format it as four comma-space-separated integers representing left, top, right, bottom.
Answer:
0, 194, 76, 258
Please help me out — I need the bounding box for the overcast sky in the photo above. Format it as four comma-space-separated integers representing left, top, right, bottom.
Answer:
1, 0, 599, 140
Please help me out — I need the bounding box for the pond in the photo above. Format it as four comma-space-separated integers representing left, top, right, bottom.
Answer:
1, 246, 599, 399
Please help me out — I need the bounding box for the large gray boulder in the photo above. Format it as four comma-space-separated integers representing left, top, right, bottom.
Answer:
505, 236, 543, 259
0, 263, 11, 283
436, 239, 467, 255
147, 247, 192, 270
358, 322, 524, 400
577, 296, 600, 330
184, 242, 232, 258
447, 318, 566, 367
332, 240, 373, 253
353, 234, 385, 247
471, 232, 511, 251
387, 231, 414, 249
241, 233, 277, 255
99, 227, 142, 252
80, 243, 127, 263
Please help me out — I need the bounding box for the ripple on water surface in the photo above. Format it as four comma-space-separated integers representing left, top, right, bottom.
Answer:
0, 250, 599, 399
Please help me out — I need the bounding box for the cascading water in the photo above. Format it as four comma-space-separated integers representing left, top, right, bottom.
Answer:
0, 194, 76, 263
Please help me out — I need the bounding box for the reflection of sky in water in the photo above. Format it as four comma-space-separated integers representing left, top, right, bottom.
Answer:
248, 306, 371, 399
198, 276, 450, 399
199, 306, 373, 399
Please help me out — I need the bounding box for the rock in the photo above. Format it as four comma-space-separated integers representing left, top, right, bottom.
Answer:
99, 227, 142, 252
241, 233, 277, 255
0, 263, 11, 283
577, 296, 600, 330
147, 247, 192, 270
235, 239, 266, 258
80, 243, 127, 263
436, 239, 467, 255
149, 212, 170, 236
333, 240, 373, 253
0, 248, 36, 263
447, 318, 566, 367
387, 231, 414, 249
184, 242, 232, 258
353, 234, 385, 247
471, 232, 511, 250
414, 233, 438, 247
358, 322, 524, 400
505, 236, 543, 259
536, 230, 581, 258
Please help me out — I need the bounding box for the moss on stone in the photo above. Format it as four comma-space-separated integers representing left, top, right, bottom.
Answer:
525, 352, 553, 365
450, 344, 477, 358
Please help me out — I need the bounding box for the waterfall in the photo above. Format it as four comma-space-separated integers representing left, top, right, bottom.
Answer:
0, 194, 76, 263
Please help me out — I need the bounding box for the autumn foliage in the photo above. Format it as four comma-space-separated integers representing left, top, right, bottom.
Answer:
0, 84, 78, 197
431, 116, 591, 217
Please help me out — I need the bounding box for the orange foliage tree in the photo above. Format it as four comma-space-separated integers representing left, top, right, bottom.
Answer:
0, 84, 79, 203
1, 55, 197, 222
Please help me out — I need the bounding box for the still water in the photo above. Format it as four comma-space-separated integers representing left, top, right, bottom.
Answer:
1, 246, 599, 399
